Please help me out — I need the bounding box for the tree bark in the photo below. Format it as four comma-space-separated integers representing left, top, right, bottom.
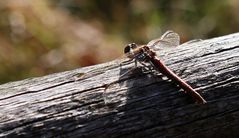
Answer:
0, 33, 239, 138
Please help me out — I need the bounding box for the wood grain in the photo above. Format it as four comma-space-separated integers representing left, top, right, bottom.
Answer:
0, 33, 239, 138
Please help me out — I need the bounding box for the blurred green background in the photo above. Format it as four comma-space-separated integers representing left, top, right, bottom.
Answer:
1, 0, 239, 84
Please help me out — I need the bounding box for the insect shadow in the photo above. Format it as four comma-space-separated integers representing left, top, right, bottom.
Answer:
103, 60, 192, 110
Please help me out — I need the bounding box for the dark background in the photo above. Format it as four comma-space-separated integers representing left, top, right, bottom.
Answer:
0, 0, 239, 84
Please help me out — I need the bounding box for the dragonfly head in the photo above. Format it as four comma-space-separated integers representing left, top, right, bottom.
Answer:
124, 43, 137, 54
124, 43, 138, 59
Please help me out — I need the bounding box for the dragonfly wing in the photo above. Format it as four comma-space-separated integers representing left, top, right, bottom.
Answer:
147, 30, 180, 50
160, 30, 180, 46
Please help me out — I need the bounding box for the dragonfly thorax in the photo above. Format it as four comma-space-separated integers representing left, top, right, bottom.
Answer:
134, 52, 148, 62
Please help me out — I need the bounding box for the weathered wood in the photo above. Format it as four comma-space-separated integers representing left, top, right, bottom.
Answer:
0, 33, 239, 138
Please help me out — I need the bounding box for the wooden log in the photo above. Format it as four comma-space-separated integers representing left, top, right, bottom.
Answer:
0, 33, 239, 138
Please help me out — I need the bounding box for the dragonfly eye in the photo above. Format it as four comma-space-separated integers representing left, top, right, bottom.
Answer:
124, 45, 131, 54
130, 43, 137, 49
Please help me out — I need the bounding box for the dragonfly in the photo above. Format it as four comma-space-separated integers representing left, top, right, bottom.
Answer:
104, 30, 206, 104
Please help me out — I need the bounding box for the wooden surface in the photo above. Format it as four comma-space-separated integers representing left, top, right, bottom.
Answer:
0, 33, 239, 138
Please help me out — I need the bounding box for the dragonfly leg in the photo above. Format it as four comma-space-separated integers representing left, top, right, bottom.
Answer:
134, 59, 138, 67
138, 62, 154, 73
120, 60, 154, 78
120, 58, 134, 66
119, 58, 154, 78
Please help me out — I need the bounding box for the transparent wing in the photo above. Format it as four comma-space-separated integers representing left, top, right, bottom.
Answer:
147, 30, 180, 50
103, 54, 133, 105
108, 53, 130, 66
